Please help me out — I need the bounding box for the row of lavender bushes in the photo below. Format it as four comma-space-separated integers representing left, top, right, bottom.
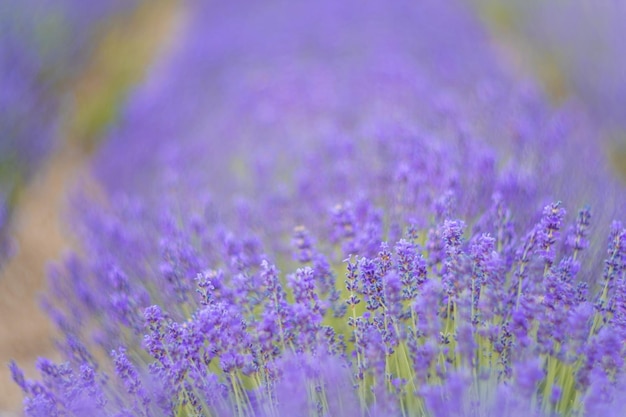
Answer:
473, 0, 626, 132
0, 0, 138, 266
11, 1, 626, 416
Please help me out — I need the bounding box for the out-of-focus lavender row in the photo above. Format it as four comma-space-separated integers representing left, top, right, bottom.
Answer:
0, 0, 138, 267
475, 0, 626, 134
95, 0, 624, 256
11, 0, 626, 416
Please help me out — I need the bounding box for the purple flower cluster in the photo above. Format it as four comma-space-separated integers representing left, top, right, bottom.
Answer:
11, 1, 626, 416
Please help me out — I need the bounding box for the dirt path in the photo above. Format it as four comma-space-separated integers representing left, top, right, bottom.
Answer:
0, 148, 82, 416
0, 2, 183, 414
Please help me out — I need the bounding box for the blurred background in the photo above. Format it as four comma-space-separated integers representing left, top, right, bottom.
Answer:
0, 0, 624, 414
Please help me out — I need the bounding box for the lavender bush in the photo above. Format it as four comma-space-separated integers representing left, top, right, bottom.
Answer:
11, 1, 626, 416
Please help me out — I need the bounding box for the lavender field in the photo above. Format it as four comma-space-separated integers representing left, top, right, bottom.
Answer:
1, 1, 626, 416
